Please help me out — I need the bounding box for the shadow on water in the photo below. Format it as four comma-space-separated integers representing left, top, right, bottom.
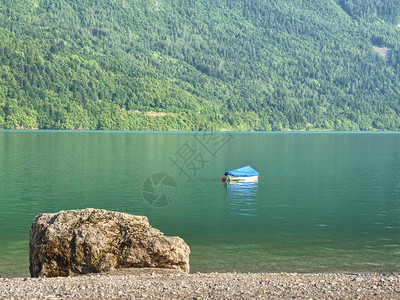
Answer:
224, 181, 259, 220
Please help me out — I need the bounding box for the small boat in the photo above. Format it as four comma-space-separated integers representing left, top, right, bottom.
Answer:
223, 165, 259, 182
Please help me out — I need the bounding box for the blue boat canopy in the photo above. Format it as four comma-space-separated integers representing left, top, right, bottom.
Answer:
224, 165, 259, 177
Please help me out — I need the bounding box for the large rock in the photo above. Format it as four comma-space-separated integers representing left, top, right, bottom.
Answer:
29, 209, 190, 277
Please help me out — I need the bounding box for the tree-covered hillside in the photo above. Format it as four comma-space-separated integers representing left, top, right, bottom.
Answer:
1, 0, 400, 130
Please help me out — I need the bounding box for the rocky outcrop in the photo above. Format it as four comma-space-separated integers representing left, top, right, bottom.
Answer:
29, 209, 190, 277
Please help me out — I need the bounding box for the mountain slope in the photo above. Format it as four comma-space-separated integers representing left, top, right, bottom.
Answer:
1, 0, 400, 130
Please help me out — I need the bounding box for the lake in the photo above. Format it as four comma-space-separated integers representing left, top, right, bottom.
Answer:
0, 131, 399, 278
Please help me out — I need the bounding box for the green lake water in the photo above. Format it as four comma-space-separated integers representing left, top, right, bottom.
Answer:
0, 131, 399, 278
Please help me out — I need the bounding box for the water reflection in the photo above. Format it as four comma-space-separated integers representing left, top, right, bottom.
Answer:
224, 181, 259, 219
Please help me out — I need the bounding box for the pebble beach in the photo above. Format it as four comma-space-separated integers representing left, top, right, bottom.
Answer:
1, 270, 399, 299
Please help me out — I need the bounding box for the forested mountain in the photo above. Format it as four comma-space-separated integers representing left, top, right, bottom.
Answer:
1, 0, 400, 130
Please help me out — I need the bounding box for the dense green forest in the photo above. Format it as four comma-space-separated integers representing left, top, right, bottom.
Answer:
1, 0, 400, 130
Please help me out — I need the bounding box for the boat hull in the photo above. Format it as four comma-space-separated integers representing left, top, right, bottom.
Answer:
226, 175, 258, 182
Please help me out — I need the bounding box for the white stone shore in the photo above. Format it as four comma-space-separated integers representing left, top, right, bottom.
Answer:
0, 270, 399, 299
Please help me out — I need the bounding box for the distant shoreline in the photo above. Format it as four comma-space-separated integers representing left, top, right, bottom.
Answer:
1, 271, 399, 299
1, 128, 399, 133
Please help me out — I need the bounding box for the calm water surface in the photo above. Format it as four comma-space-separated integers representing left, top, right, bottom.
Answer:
0, 131, 399, 277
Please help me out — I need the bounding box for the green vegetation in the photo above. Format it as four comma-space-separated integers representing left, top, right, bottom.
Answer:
1, 0, 400, 130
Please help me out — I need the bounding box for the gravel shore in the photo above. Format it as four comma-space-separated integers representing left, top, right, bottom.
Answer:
0, 270, 399, 299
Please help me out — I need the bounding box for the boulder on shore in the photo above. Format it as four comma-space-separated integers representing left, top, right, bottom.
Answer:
29, 208, 190, 277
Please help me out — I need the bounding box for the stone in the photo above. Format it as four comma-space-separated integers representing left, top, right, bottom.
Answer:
29, 208, 190, 277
